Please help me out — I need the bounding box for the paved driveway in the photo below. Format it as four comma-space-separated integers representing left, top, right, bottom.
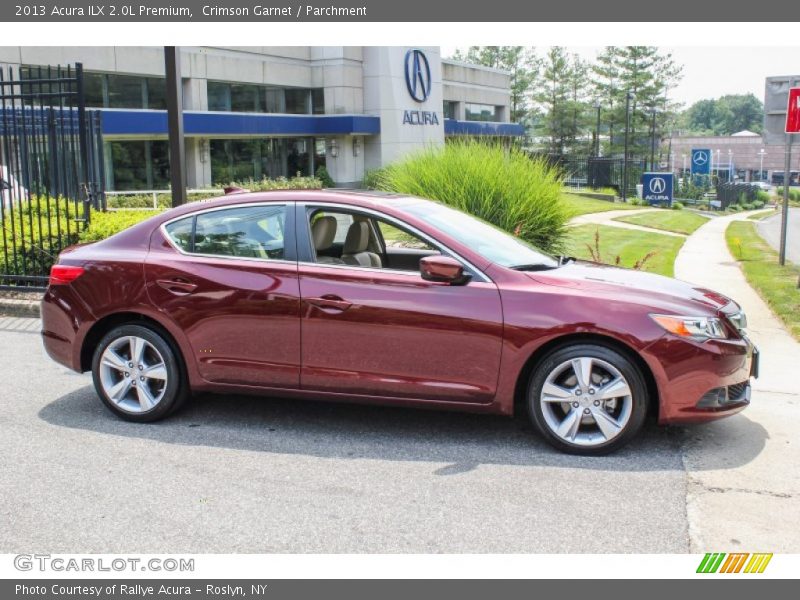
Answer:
0, 317, 704, 554
758, 208, 800, 264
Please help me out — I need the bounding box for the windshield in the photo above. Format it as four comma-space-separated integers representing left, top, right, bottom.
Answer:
401, 200, 559, 269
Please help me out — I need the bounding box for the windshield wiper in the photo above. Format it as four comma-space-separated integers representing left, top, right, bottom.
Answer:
558, 255, 576, 266
510, 263, 558, 272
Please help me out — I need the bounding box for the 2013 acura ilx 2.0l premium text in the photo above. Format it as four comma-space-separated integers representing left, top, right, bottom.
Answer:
41, 190, 758, 454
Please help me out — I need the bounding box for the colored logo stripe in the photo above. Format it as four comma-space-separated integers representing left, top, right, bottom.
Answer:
697, 553, 773, 574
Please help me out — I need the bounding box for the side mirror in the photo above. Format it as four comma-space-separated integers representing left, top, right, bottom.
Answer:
419, 255, 471, 285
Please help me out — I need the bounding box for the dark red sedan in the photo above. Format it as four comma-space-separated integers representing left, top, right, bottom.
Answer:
41, 190, 757, 454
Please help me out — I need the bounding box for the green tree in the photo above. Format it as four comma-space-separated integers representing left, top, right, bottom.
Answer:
681, 94, 763, 135
593, 46, 682, 157
534, 47, 575, 154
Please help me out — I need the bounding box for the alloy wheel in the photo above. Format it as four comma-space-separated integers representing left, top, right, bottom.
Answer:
98, 335, 168, 414
539, 356, 633, 447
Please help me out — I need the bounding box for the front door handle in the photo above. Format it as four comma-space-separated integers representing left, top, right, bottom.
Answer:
156, 278, 198, 295
306, 295, 352, 312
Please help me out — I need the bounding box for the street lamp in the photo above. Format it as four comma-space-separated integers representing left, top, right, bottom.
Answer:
728, 149, 733, 182
715, 149, 721, 180
622, 92, 632, 202
758, 148, 766, 181
649, 109, 658, 171
593, 103, 601, 157
682, 153, 687, 177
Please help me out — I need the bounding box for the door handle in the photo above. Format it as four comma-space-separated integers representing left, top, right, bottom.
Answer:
306, 295, 352, 312
156, 278, 198, 295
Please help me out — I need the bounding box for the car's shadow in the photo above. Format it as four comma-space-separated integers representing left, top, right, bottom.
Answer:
38, 385, 767, 473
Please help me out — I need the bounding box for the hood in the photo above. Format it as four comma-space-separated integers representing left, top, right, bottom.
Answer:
527, 261, 736, 315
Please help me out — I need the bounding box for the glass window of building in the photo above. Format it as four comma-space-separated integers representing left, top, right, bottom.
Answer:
83, 72, 106, 108
285, 89, 311, 114
443, 101, 458, 120
230, 84, 262, 112
465, 103, 498, 122
107, 140, 170, 190
145, 78, 167, 110
264, 87, 285, 113
207, 81, 231, 111
312, 89, 325, 115
210, 138, 321, 185
106, 74, 147, 109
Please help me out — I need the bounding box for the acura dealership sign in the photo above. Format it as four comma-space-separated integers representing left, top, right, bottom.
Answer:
403, 49, 438, 126
642, 172, 674, 206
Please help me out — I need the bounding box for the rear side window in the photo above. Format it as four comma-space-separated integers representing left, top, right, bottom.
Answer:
164, 217, 192, 252
164, 205, 287, 260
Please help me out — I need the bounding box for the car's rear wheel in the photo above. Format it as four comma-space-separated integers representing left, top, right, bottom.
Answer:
91, 324, 187, 422
527, 344, 648, 455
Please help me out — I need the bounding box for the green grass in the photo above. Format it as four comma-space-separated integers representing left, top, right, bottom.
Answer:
613, 210, 710, 235
562, 193, 640, 218
564, 224, 685, 277
747, 209, 779, 221
726, 221, 800, 340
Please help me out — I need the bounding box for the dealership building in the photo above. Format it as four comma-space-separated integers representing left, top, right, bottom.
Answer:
0, 46, 523, 190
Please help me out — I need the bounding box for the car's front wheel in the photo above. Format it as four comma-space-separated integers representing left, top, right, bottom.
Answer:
91, 323, 188, 422
527, 343, 648, 455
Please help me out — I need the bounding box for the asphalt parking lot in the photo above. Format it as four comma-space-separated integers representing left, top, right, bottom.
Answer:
0, 318, 709, 553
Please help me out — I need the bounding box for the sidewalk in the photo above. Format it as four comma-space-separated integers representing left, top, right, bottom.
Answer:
674, 213, 800, 552
568, 207, 686, 237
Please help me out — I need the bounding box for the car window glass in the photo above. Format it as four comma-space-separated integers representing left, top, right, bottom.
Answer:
164, 216, 193, 252
190, 205, 286, 259
378, 221, 435, 251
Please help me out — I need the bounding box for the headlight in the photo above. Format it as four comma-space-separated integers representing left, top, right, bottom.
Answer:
650, 314, 728, 340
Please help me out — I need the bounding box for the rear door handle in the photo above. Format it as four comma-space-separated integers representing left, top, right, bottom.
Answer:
156, 278, 198, 295
306, 295, 352, 312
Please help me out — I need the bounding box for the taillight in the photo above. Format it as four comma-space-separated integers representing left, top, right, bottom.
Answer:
49, 265, 85, 286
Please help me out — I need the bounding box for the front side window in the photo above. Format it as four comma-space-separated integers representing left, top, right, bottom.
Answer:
308, 208, 440, 270
164, 205, 287, 260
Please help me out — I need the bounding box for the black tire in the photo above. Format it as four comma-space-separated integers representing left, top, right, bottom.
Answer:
527, 343, 648, 455
91, 323, 189, 422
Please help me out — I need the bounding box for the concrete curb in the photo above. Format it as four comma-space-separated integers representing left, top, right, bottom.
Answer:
0, 298, 41, 318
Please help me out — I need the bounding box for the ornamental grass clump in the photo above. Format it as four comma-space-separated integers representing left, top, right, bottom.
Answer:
371, 140, 568, 254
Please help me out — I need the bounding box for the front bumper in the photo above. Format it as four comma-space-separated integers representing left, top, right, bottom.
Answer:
644, 333, 757, 424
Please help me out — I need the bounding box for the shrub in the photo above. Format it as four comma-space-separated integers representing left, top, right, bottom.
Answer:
79, 210, 159, 243
315, 166, 335, 188
728, 204, 741, 212
671, 201, 684, 210
1, 197, 82, 277
756, 190, 771, 204
370, 140, 568, 253
362, 169, 383, 190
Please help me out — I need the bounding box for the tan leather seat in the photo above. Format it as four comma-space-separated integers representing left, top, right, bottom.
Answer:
341, 221, 382, 268
311, 216, 342, 264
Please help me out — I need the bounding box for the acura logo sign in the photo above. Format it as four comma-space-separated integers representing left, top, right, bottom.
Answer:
649, 177, 666, 194
404, 49, 431, 103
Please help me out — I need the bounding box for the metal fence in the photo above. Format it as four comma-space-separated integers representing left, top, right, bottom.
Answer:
716, 183, 761, 210
532, 154, 648, 198
0, 63, 105, 290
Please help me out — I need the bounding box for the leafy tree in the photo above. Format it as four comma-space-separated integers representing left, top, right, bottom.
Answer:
534, 47, 575, 154
681, 94, 763, 135
592, 46, 682, 157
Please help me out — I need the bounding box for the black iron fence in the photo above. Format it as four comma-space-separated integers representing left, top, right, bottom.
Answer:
0, 63, 105, 290
532, 153, 648, 198
716, 183, 761, 210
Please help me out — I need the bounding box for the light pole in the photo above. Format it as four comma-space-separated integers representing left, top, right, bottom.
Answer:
728, 149, 733, 182
758, 148, 766, 181
649, 109, 658, 171
682, 153, 687, 177
593, 103, 601, 157
622, 92, 632, 202
670, 152, 675, 174
715, 149, 721, 181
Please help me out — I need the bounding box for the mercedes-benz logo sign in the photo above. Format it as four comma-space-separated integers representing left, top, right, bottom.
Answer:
405, 49, 431, 103
692, 151, 709, 166
649, 177, 667, 194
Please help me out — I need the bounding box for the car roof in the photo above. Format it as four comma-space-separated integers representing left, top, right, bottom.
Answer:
161, 189, 427, 219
